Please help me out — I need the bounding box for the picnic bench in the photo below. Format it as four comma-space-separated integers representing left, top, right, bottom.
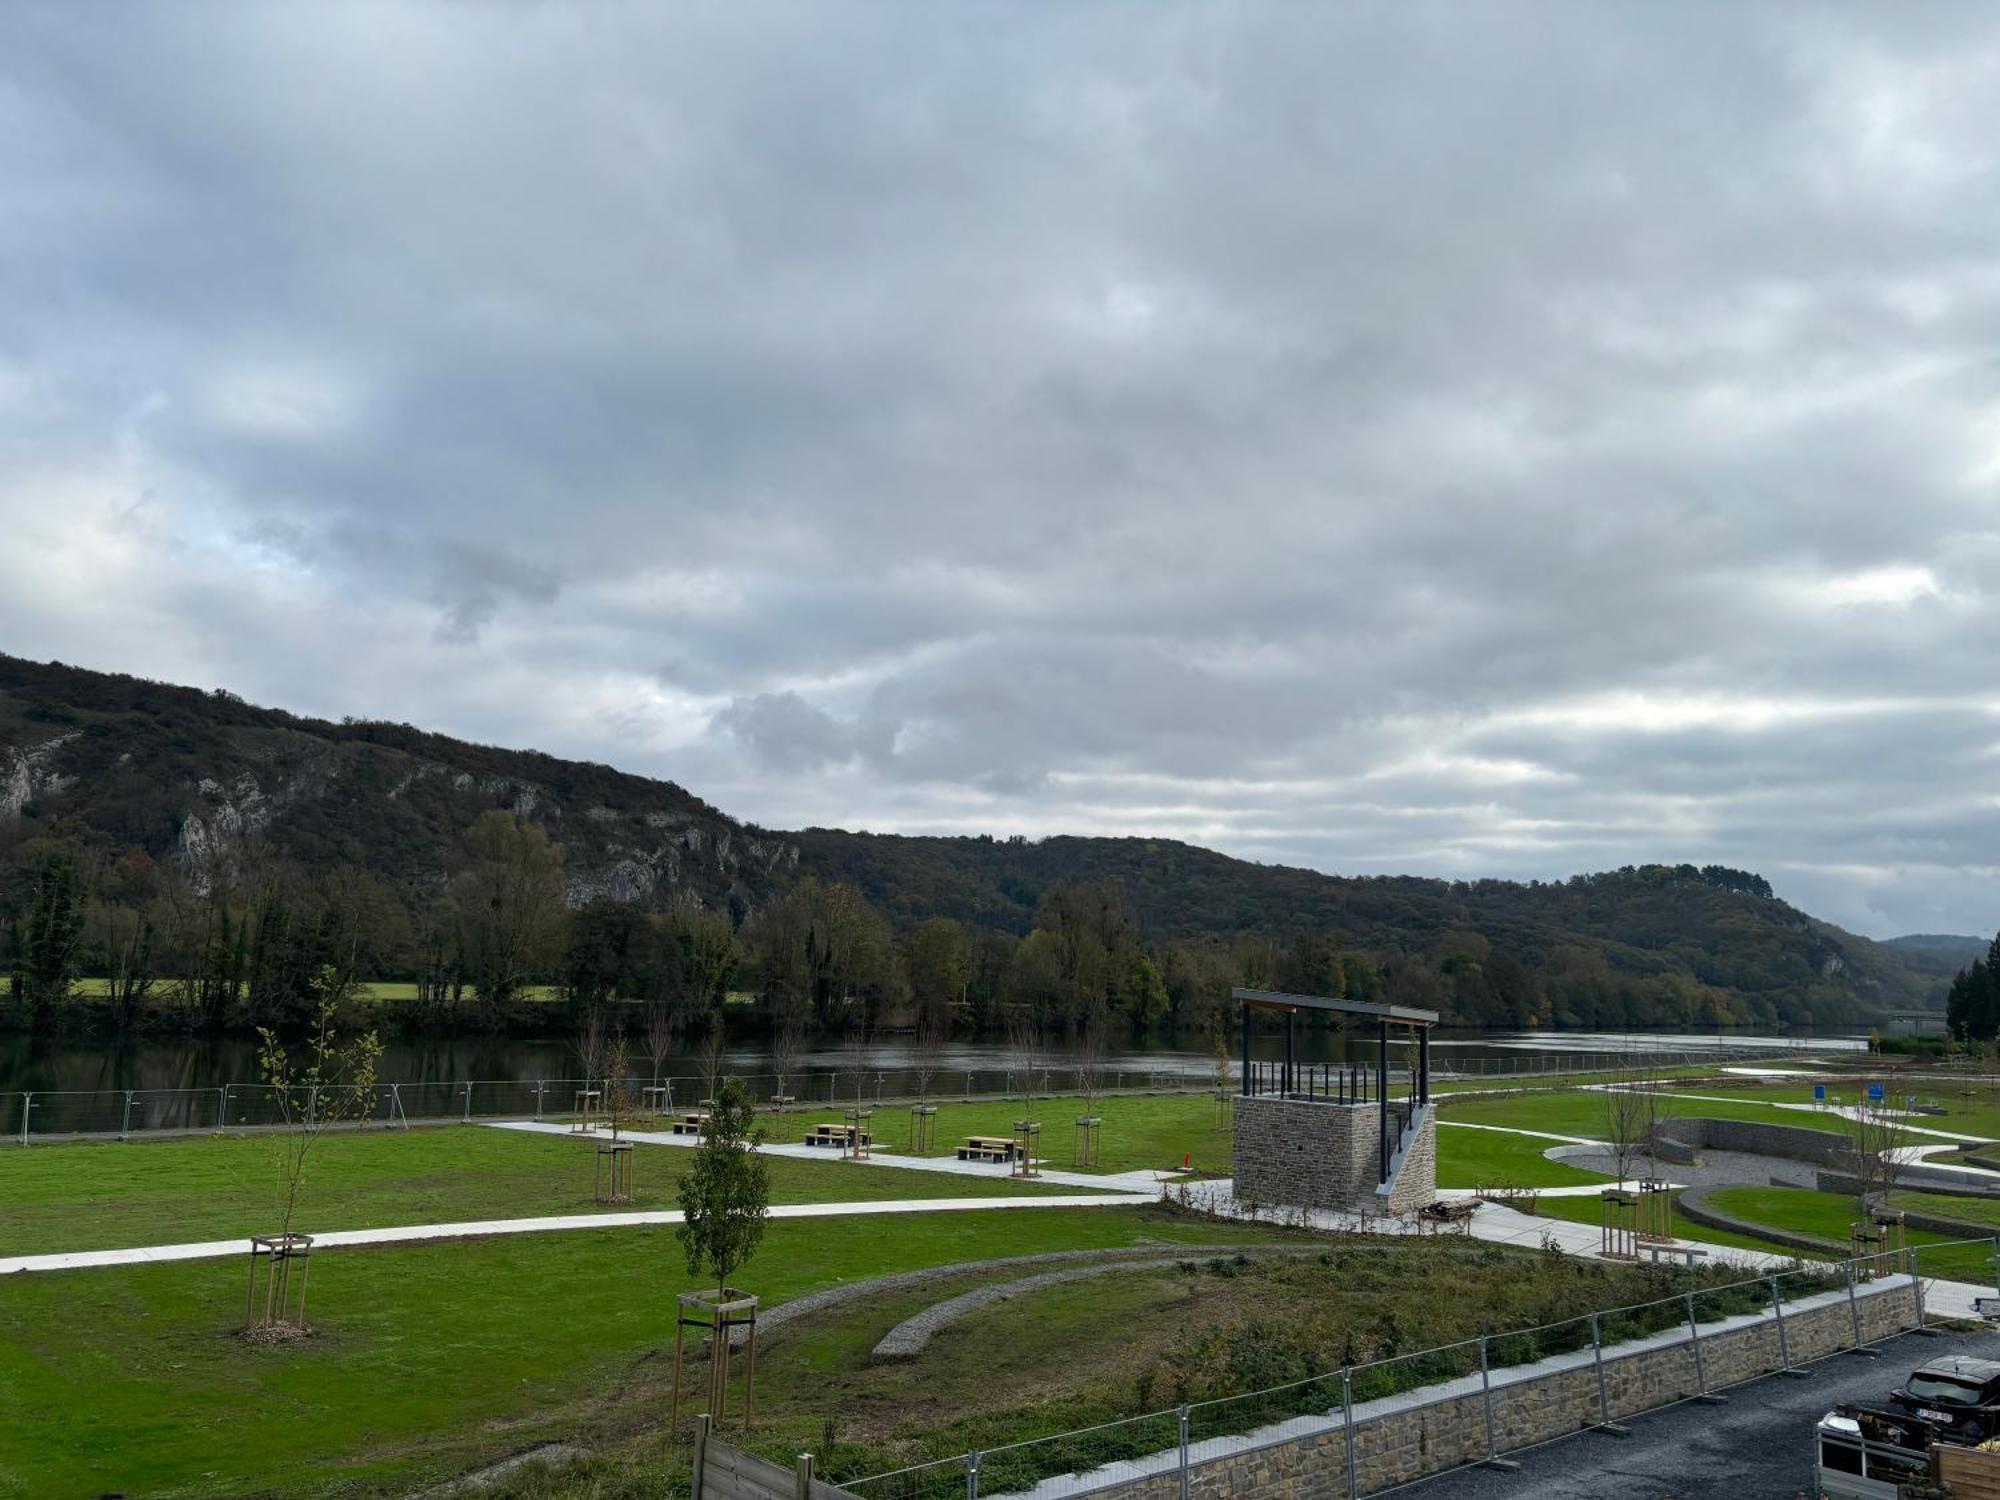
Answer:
670, 1112, 710, 1137
1643, 1243, 1709, 1269
805, 1122, 872, 1150
1416, 1200, 1477, 1235
956, 1134, 1017, 1163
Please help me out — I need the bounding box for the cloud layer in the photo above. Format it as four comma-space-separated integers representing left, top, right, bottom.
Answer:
3, 3, 1999, 937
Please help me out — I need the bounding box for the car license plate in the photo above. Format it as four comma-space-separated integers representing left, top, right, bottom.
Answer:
1920, 1408, 1954, 1424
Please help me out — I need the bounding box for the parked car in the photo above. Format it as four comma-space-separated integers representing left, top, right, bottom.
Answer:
1888, 1355, 2000, 1443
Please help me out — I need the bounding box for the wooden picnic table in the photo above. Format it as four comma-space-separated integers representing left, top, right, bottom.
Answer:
957, 1134, 1016, 1162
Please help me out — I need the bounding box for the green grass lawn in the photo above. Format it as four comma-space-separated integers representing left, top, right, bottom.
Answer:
1436, 1085, 1939, 1147
0, 1127, 1104, 1257
822, 1091, 1236, 1176
0, 1206, 1278, 1500
1530, 1191, 1815, 1262
1434, 1125, 1610, 1189
1700, 1185, 1996, 1283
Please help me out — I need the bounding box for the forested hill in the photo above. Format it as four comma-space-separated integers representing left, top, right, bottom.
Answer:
793, 830, 1939, 1025
0, 653, 798, 918
1, 653, 1945, 1030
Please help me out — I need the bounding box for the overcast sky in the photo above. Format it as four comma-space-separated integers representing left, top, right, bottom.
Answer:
3, 4, 1999, 939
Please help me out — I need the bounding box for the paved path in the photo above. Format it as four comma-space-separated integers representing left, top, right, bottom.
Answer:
0, 1191, 1152, 1278
1436, 1119, 1606, 1147
487, 1118, 1172, 1194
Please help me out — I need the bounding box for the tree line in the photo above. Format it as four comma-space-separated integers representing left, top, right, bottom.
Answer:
1944, 933, 2000, 1041
3, 808, 1831, 1044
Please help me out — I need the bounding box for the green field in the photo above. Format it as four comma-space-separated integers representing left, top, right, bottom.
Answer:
0, 1127, 1103, 1257
0, 1206, 1275, 1500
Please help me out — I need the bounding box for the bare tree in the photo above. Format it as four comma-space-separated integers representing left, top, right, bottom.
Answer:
642, 996, 679, 1089
575, 1001, 611, 1104
1844, 1098, 1901, 1214
603, 1029, 638, 1141
696, 1012, 728, 1108
769, 1001, 809, 1139
1074, 998, 1107, 1166
842, 1020, 876, 1107
1009, 1005, 1046, 1127
1603, 1083, 1648, 1190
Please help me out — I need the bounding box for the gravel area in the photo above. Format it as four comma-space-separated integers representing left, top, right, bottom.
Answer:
1550, 1142, 1819, 1189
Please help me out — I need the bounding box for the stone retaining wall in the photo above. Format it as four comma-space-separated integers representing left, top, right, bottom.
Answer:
1675, 1186, 1846, 1257
1025, 1276, 1915, 1500
1233, 1096, 1381, 1212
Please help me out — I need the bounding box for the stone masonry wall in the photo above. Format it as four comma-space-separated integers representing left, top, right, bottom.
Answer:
1057, 1277, 1916, 1500
1380, 1112, 1436, 1215
1232, 1096, 1379, 1212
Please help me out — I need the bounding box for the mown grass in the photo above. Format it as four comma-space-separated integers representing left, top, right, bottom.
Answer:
1700, 1184, 1996, 1283
813, 1090, 1234, 1176
1433, 1125, 1609, 1188
0, 1206, 1275, 1500
0, 1126, 1102, 1256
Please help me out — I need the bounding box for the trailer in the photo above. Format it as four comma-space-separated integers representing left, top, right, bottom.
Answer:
1813, 1404, 1935, 1499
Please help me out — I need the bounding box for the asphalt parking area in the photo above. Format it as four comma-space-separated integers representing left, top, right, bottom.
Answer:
1394, 1327, 2000, 1499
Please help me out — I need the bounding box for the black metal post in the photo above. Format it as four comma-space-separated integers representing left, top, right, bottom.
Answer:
1419, 1028, 1430, 1104
1378, 1021, 1389, 1180
1240, 1001, 1251, 1097
1284, 1009, 1295, 1097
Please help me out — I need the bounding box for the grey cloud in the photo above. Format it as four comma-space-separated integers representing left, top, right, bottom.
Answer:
3, 2, 2000, 933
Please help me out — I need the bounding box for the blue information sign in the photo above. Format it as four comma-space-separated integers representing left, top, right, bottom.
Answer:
1867, 1082, 1885, 1104
1813, 1084, 1826, 1103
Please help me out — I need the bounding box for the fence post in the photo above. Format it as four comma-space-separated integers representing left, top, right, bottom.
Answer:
1991, 1236, 2000, 1301
1588, 1311, 1623, 1433
462, 1082, 473, 1124
1768, 1275, 1802, 1374
965, 1448, 980, 1500
121, 1090, 135, 1140
1683, 1292, 1719, 1401
794, 1452, 813, 1500
1342, 1366, 1358, 1499
1844, 1259, 1875, 1355
1178, 1404, 1190, 1500
1909, 1246, 1926, 1331
1478, 1334, 1498, 1462
691, 1412, 710, 1497
217, 1085, 228, 1133
17, 1093, 29, 1147
306, 1085, 319, 1128
535, 1080, 545, 1121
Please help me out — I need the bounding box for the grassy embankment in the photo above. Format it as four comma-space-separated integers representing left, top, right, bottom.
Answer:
0, 1206, 1282, 1500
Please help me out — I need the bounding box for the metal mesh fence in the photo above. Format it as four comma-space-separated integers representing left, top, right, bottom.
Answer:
834, 1244, 1965, 1500
0, 1064, 1228, 1144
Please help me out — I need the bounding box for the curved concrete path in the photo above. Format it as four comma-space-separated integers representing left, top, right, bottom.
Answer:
0, 1191, 1152, 1278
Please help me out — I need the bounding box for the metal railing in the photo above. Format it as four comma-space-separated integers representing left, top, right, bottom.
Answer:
838, 1236, 1991, 1500
1, 1064, 1223, 1145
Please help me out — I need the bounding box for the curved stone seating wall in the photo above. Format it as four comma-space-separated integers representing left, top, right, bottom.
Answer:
1675, 1186, 1845, 1256
1660, 1116, 1850, 1167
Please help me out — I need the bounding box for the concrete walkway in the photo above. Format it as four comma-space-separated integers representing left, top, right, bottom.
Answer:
0, 1191, 1152, 1278
1437, 1119, 1606, 1147
487, 1118, 1173, 1194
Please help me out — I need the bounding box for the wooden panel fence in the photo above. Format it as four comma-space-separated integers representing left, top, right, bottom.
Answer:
690, 1415, 860, 1500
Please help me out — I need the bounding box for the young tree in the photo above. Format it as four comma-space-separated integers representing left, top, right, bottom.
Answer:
254, 973, 382, 1332
676, 1076, 770, 1299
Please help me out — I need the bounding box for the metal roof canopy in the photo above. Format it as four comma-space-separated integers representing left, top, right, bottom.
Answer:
1232, 987, 1439, 1029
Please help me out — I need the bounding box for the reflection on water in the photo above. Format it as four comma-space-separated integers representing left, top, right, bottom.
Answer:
0, 1025, 1868, 1096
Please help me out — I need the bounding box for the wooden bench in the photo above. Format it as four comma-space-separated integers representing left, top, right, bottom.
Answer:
805, 1122, 872, 1149
956, 1134, 1016, 1163
1417, 1200, 1478, 1235
670, 1112, 709, 1136
1643, 1243, 1709, 1269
